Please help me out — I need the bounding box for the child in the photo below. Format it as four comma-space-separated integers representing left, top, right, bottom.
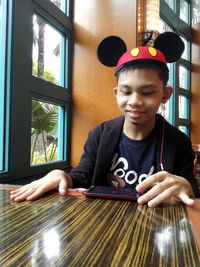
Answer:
10, 32, 199, 207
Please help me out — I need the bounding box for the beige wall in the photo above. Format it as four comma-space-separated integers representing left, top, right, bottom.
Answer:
71, 0, 137, 166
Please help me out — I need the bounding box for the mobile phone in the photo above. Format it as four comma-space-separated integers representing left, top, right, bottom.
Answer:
83, 185, 140, 200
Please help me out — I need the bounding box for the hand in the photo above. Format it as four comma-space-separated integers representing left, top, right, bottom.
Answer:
107, 172, 126, 188
136, 171, 195, 208
10, 169, 73, 202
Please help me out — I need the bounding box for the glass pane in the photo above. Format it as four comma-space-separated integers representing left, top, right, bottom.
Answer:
49, 0, 66, 13
179, 65, 189, 89
31, 100, 63, 165
181, 37, 189, 60
164, 0, 175, 10
180, 0, 189, 24
178, 95, 188, 119
32, 15, 65, 86
159, 19, 173, 33
158, 102, 170, 122
178, 126, 188, 135
192, 0, 200, 24
0, 0, 6, 171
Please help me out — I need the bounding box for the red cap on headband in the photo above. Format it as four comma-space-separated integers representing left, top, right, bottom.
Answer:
97, 32, 184, 74
116, 46, 167, 73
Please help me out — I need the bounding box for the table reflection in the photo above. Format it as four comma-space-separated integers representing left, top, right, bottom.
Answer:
0, 189, 199, 266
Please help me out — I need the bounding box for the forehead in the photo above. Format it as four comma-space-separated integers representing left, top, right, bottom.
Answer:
117, 68, 163, 84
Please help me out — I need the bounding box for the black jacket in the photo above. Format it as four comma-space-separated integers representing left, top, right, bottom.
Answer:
69, 114, 199, 197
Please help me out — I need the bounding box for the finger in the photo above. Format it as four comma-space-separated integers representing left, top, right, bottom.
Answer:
10, 187, 21, 194
58, 177, 68, 195
10, 181, 39, 195
107, 173, 125, 188
12, 186, 39, 202
136, 171, 167, 192
75, 188, 87, 192
10, 185, 34, 199
10, 186, 27, 195
26, 186, 48, 201
138, 185, 177, 207
114, 176, 126, 187
178, 192, 195, 206
137, 180, 172, 204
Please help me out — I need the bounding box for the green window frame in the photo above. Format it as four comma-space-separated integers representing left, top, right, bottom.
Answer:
160, 0, 191, 136
0, 0, 73, 183
0, 0, 12, 173
0, 0, 7, 172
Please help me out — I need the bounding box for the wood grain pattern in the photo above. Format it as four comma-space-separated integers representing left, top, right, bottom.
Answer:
187, 199, 200, 250
0, 189, 200, 266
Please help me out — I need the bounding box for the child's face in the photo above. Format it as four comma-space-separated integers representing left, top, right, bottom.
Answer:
113, 68, 172, 127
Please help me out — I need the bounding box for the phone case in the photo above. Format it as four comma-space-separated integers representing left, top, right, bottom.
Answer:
83, 185, 140, 200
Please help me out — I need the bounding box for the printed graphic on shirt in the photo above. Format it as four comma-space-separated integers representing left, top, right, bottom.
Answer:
110, 131, 156, 187
110, 153, 154, 186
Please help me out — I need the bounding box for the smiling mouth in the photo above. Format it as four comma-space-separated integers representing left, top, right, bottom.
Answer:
126, 110, 146, 118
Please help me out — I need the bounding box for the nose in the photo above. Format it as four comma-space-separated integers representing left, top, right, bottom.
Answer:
127, 92, 143, 106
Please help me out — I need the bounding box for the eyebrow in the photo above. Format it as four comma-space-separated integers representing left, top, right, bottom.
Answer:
119, 83, 157, 90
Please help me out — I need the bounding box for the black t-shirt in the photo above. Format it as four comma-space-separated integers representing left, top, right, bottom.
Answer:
110, 128, 157, 187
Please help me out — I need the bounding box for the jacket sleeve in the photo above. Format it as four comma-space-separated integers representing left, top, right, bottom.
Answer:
174, 133, 199, 197
68, 126, 101, 188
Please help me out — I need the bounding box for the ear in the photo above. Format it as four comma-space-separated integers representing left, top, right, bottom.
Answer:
113, 87, 118, 97
162, 86, 173, 103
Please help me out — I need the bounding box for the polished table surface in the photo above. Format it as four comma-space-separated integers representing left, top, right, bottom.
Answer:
0, 186, 200, 267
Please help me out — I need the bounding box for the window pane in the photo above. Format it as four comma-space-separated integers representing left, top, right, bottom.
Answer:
181, 37, 189, 60
49, 0, 66, 13
179, 65, 189, 89
164, 0, 175, 10
0, 0, 6, 171
159, 19, 173, 33
180, 0, 189, 24
178, 126, 188, 135
192, 0, 200, 24
31, 100, 63, 165
178, 95, 188, 119
32, 15, 65, 86
158, 101, 170, 122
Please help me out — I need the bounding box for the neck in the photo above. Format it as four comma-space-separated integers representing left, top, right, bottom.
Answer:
123, 117, 156, 140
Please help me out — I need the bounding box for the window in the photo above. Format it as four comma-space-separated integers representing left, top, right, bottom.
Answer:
0, 0, 10, 173
160, 0, 191, 136
164, 0, 175, 10
32, 14, 65, 86
0, 0, 72, 183
192, 0, 200, 24
0, 0, 5, 171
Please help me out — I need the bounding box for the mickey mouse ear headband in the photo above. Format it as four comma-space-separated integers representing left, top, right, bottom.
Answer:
97, 32, 184, 74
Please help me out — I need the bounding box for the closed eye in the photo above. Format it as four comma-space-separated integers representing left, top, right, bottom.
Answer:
119, 89, 131, 95
142, 92, 155, 96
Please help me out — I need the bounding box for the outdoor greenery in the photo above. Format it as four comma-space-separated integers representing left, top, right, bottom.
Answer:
32, 62, 58, 84
31, 100, 58, 164
31, 0, 61, 164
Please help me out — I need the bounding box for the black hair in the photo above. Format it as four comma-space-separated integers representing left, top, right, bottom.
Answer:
115, 63, 169, 87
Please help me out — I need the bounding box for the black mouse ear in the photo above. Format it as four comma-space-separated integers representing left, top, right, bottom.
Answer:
153, 32, 185, 63
97, 36, 127, 67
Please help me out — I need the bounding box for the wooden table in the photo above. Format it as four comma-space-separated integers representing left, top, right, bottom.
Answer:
0, 186, 200, 266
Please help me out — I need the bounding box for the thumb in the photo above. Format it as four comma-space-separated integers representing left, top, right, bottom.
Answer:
58, 177, 68, 195
178, 192, 195, 206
